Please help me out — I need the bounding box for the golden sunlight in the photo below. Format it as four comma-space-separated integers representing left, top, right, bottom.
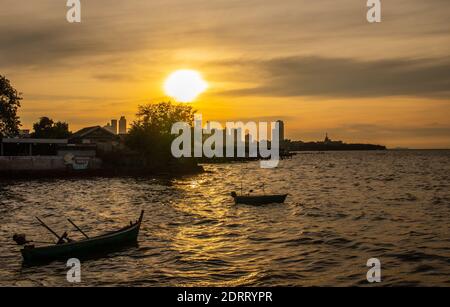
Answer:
164, 70, 208, 103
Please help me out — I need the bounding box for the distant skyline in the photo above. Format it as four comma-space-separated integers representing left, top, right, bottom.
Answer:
1, 1, 449, 148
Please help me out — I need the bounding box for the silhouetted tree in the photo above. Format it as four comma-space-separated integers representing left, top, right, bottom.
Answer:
125, 101, 196, 168
0, 75, 22, 137
32, 117, 71, 139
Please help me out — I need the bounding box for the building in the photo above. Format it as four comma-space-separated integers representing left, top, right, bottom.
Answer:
70, 126, 120, 152
104, 122, 116, 134
0, 129, 112, 172
0, 138, 70, 172
0, 137, 101, 172
119, 116, 127, 135
323, 133, 343, 145
19, 129, 30, 138
324, 133, 331, 144
277, 120, 285, 142
0, 138, 68, 156
111, 119, 118, 135
57, 144, 96, 158
277, 120, 285, 149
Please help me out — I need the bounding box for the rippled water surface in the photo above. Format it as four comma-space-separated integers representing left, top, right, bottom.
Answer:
0, 151, 449, 286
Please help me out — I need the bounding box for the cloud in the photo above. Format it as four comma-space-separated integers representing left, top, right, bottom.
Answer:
219, 56, 450, 99
2, 0, 450, 72
92, 73, 138, 82
207, 115, 296, 123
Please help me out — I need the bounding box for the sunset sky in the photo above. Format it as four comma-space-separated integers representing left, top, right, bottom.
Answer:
1, 0, 449, 148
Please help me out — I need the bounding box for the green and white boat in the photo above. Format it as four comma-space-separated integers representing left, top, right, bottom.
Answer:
16, 211, 144, 264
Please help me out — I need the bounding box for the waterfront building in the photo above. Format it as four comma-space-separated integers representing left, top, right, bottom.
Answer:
0, 138, 68, 156
70, 126, 120, 152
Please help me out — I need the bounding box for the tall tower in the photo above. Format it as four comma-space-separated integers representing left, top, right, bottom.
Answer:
111, 119, 118, 135
119, 116, 127, 134
277, 120, 285, 148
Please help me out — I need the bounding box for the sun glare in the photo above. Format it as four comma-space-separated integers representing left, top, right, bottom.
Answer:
164, 70, 208, 103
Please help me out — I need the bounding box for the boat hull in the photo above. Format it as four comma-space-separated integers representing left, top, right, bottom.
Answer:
21, 212, 143, 264
233, 194, 288, 205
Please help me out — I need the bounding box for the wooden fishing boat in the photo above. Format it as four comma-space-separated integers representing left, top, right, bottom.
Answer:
18, 211, 144, 264
231, 192, 287, 205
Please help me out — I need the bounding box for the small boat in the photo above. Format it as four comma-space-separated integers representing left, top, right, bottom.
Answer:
15, 211, 144, 264
231, 191, 288, 205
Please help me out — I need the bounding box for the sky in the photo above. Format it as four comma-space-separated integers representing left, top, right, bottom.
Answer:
1, 0, 449, 148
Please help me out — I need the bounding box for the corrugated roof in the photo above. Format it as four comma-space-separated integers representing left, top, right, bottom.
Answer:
72, 126, 117, 138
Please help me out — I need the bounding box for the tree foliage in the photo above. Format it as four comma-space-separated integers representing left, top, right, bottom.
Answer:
32, 117, 71, 139
125, 101, 196, 166
0, 75, 22, 137
134, 101, 195, 134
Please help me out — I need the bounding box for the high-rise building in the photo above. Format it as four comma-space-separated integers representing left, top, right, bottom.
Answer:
277, 120, 284, 145
111, 119, 118, 135
119, 116, 127, 134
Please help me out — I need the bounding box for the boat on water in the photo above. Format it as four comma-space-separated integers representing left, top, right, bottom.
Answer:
14, 211, 144, 264
231, 191, 288, 205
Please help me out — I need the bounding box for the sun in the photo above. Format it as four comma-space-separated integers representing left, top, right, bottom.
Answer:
164, 70, 208, 103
